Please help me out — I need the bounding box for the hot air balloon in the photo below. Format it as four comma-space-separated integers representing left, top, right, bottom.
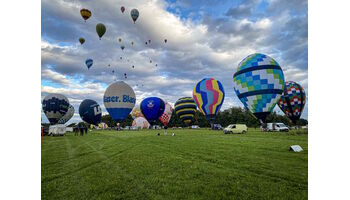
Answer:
130, 9, 139, 23
79, 99, 102, 125
79, 37, 85, 45
121, 45, 125, 50
277, 81, 306, 124
121, 6, 125, 13
80, 9, 91, 22
164, 39, 167, 43
124, 73, 127, 79
131, 41, 134, 46
233, 53, 285, 123
132, 117, 150, 129
148, 39, 151, 44
118, 38, 122, 43
131, 107, 143, 119
193, 78, 225, 126
103, 81, 136, 121
174, 97, 197, 125
85, 59, 93, 70
58, 105, 75, 124
132, 65, 135, 68
145, 42, 148, 45
140, 97, 165, 124
96, 23, 106, 40
42, 94, 70, 125
159, 101, 173, 127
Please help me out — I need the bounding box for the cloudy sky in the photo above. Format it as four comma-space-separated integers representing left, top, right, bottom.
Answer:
41, 0, 308, 123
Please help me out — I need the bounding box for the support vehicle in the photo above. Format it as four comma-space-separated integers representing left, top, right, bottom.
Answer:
224, 124, 248, 134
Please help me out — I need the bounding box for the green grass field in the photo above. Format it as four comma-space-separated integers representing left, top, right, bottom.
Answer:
41, 129, 308, 200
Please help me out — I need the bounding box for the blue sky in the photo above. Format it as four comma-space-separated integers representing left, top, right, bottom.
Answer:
41, 0, 308, 123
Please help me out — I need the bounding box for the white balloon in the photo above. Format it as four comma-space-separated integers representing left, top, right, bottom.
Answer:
58, 105, 75, 124
132, 117, 150, 129
103, 81, 136, 121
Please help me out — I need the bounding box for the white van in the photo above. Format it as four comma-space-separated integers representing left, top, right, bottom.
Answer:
265, 123, 289, 132
48, 124, 66, 136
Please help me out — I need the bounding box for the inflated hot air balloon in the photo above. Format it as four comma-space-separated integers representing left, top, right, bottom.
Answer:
278, 81, 306, 124
131, 107, 143, 119
148, 39, 151, 44
121, 45, 125, 50
85, 59, 93, 70
118, 38, 122, 43
159, 101, 173, 127
174, 97, 197, 124
130, 9, 139, 23
80, 9, 91, 22
140, 97, 165, 124
42, 94, 70, 125
79, 99, 102, 125
104, 81, 136, 121
58, 105, 75, 124
121, 6, 125, 13
131, 41, 134, 46
79, 37, 85, 45
233, 53, 285, 123
193, 78, 225, 126
164, 39, 167, 43
132, 117, 150, 129
96, 23, 106, 40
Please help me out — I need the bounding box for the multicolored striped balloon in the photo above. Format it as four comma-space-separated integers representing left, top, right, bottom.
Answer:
233, 53, 285, 122
278, 81, 306, 124
174, 97, 197, 124
193, 78, 225, 123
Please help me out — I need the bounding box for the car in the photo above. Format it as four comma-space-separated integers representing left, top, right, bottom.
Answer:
212, 124, 223, 130
224, 124, 248, 134
265, 123, 289, 132
191, 125, 200, 129
152, 125, 161, 130
130, 126, 137, 130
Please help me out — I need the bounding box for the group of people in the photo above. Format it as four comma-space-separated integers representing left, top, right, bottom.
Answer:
74, 123, 88, 136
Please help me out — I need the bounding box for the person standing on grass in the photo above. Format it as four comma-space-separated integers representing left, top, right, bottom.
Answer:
164, 126, 168, 135
84, 125, 88, 135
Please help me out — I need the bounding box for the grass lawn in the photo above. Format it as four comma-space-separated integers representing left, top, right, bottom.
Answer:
41, 128, 308, 200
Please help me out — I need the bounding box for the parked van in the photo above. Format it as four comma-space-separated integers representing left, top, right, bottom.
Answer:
224, 124, 248, 134
265, 123, 289, 132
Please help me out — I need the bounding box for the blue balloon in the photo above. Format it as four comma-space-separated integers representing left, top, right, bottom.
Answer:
42, 94, 70, 125
85, 59, 93, 69
140, 97, 165, 124
79, 99, 102, 125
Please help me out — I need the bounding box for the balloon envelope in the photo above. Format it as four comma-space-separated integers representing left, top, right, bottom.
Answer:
42, 94, 70, 125
159, 101, 173, 127
80, 9, 91, 21
140, 97, 165, 124
132, 117, 150, 129
174, 97, 197, 124
58, 104, 75, 124
85, 59, 93, 69
278, 81, 306, 124
233, 53, 285, 122
79, 99, 102, 125
130, 9, 139, 23
121, 6, 125, 13
103, 81, 136, 121
193, 78, 225, 123
96, 23, 106, 39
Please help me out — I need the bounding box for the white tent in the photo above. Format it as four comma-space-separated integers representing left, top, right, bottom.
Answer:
49, 124, 66, 136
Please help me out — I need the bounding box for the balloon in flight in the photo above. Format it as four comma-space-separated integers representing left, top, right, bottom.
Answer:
121, 45, 125, 50
277, 81, 306, 124
42, 94, 70, 125
193, 78, 225, 124
80, 9, 91, 22
79, 99, 102, 125
121, 6, 125, 13
233, 53, 285, 123
58, 104, 75, 124
79, 37, 85, 45
140, 97, 165, 124
96, 23, 106, 40
85, 59, 93, 70
103, 81, 136, 121
174, 97, 197, 124
130, 9, 139, 23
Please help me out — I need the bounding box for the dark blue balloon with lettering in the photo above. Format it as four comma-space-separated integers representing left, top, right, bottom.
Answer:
140, 97, 165, 124
79, 99, 102, 125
